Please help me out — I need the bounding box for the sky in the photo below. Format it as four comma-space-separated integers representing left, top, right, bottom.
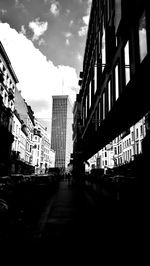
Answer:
0, 0, 92, 135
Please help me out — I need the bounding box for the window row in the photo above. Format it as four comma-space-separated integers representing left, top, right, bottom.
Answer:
82, 10, 148, 128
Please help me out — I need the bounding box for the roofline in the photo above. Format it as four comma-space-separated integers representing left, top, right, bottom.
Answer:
0, 41, 19, 83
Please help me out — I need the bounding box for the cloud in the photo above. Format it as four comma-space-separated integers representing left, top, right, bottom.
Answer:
78, 25, 87, 37
0, 22, 79, 133
50, 0, 60, 17
77, 53, 83, 62
66, 39, 70, 46
64, 32, 72, 38
38, 38, 46, 46
20, 25, 26, 35
65, 9, 70, 16
63, 32, 72, 46
83, 15, 90, 26
78, 0, 92, 37
0, 9, 7, 16
29, 18, 48, 41
15, 0, 26, 11
69, 20, 74, 27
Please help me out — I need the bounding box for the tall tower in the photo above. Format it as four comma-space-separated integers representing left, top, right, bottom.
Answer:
51, 95, 73, 169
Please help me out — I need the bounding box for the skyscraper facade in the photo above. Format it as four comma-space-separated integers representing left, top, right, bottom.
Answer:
51, 95, 73, 169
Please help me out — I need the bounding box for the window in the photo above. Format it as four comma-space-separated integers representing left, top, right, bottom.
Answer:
132, 131, 134, 141
139, 12, 147, 62
140, 125, 143, 135
86, 96, 88, 118
115, 0, 121, 33
136, 141, 139, 154
94, 47, 98, 94
124, 41, 130, 85
102, 18, 106, 72
103, 92, 105, 120
98, 102, 101, 126
136, 128, 138, 138
107, 0, 110, 22
94, 63, 97, 94
89, 81, 92, 108
115, 65, 119, 100
108, 80, 111, 111
120, 144, 122, 153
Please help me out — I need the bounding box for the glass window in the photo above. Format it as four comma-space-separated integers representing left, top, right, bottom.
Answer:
98, 102, 101, 126
124, 41, 130, 85
94, 64, 97, 94
108, 80, 111, 111
94, 47, 98, 94
132, 131, 134, 141
139, 12, 147, 62
140, 125, 143, 135
136, 128, 138, 138
115, 0, 121, 33
107, 0, 110, 22
115, 65, 119, 100
103, 92, 105, 120
85, 96, 88, 118
102, 19, 106, 72
89, 81, 92, 108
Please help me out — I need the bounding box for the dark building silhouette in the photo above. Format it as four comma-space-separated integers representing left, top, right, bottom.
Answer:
0, 41, 18, 176
51, 95, 73, 170
73, 0, 150, 166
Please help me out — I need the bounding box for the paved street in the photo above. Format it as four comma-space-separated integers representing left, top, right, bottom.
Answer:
1, 177, 147, 263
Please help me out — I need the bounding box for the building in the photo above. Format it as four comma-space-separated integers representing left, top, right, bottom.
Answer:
13, 88, 35, 173
49, 148, 56, 168
11, 109, 28, 173
12, 109, 28, 161
87, 116, 146, 172
51, 95, 73, 170
88, 141, 114, 172
73, 0, 150, 172
0, 41, 18, 176
113, 117, 146, 166
33, 119, 53, 174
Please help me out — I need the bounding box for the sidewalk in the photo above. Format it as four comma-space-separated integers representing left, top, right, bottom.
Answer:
33, 180, 100, 248
31, 180, 142, 262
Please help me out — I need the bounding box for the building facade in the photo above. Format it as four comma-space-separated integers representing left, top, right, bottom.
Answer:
33, 119, 53, 174
12, 110, 27, 160
0, 41, 18, 176
87, 116, 146, 171
73, 0, 150, 170
51, 95, 73, 170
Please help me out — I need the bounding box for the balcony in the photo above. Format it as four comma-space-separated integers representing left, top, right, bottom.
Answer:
34, 128, 42, 137
79, 71, 83, 79
78, 79, 82, 86
21, 123, 28, 136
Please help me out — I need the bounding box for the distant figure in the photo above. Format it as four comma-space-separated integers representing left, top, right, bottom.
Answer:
67, 173, 71, 185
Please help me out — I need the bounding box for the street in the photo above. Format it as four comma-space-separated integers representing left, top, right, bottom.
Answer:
0, 174, 148, 264
1, 175, 144, 248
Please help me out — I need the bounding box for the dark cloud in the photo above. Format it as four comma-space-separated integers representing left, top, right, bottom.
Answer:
0, 0, 88, 75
